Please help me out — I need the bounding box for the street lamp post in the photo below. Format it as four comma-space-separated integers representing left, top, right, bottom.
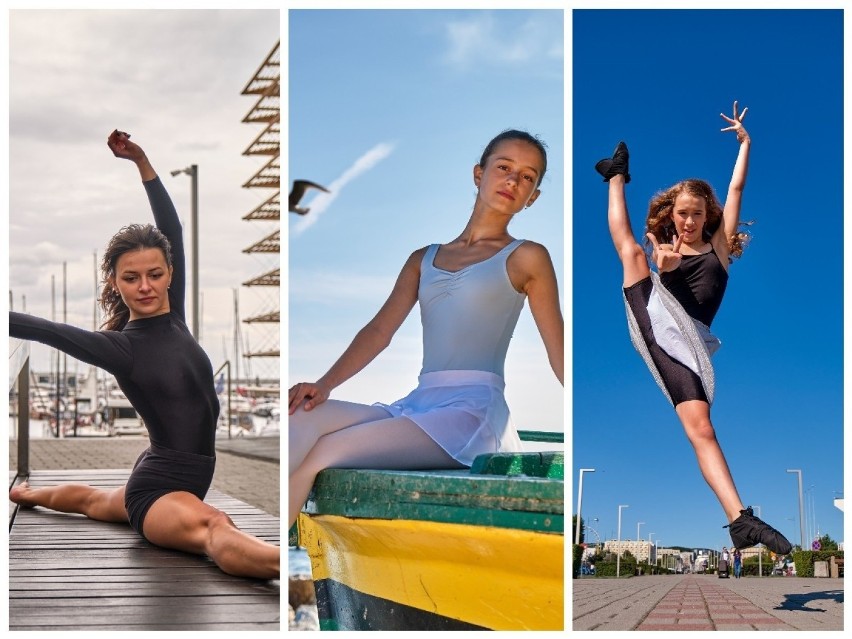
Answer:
787, 469, 806, 550
649, 532, 655, 566
806, 485, 816, 546
617, 504, 629, 578
575, 469, 596, 546
593, 518, 600, 553
170, 164, 199, 340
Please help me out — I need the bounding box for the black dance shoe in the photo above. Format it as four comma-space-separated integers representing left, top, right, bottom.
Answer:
724, 507, 793, 555
595, 141, 631, 183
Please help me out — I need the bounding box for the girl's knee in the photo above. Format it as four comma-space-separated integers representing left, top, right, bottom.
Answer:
206, 509, 237, 537
682, 415, 717, 444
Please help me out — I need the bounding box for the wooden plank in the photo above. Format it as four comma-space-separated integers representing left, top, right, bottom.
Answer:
10, 469, 280, 631
306, 466, 564, 532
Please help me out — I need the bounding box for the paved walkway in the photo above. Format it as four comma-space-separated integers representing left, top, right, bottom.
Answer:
10, 435, 279, 516
573, 574, 843, 631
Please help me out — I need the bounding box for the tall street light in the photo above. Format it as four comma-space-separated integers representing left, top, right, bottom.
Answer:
170, 164, 199, 340
637, 521, 645, 543
787, 469, 805, 549
616, 504, 629, 578
805, 484, 816, 545
575, 468, 595, 545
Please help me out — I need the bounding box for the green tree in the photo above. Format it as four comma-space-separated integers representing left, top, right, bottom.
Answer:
818, 533, 839, 551
572, 515, 585, 544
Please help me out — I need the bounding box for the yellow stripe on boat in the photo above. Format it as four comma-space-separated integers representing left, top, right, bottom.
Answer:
299, 512, 564, 631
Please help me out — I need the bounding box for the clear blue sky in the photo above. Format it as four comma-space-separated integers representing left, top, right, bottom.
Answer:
288, 10, 565, 438
572, 9, 843, 551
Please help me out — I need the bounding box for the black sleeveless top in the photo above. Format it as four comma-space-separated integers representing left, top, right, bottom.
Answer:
660, 246, 728, 327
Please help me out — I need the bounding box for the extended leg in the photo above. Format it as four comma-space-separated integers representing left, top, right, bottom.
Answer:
676, 401, 793, 554
607, 175, 650, 287
289, 400, 392, 474
675, 400, 744, 522
289, 415, 465, 527
9, 481, 128, 523
142, 491, 280, 579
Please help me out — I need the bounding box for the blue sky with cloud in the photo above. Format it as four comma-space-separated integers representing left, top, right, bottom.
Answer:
288, 9, 564, 436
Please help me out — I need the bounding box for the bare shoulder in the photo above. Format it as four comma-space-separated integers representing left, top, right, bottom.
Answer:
395, 245, 430, 280
507, 241, 557, 293
410, 245, 430, 261
405, 245, 429, 268
510, 240, 555, 272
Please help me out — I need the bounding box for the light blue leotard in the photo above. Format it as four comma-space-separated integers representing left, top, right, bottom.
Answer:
418, 239, 526, 378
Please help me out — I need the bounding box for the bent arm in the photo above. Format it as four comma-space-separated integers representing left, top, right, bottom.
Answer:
143, 176, 185, 317
108, 130, 185, 316
289, 249, 424, 412
511, 243, 564, 385
10, 312, 133, 376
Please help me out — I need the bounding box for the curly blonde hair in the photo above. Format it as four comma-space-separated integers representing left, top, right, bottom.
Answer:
644, 178, 750, 260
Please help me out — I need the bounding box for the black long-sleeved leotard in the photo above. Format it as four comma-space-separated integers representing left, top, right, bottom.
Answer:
10, 177, 220, 456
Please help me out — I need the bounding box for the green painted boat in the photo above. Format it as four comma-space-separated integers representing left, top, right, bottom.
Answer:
293, 432, 564, 631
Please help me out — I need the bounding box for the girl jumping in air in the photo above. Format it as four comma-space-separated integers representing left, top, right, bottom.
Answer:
597, 102, 791, 555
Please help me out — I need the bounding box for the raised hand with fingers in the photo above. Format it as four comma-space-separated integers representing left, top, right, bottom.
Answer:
107, 129, 147, 163
720, 101, 750, 144
646, 232, 683, 273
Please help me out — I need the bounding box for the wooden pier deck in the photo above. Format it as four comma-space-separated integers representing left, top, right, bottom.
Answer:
9, 469, 280, 631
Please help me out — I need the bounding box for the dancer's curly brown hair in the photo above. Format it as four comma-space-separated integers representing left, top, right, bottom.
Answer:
99, 224, 173, 331
644, 178, 750, 260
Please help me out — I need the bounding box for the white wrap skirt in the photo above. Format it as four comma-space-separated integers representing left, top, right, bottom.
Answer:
373, 369, 522, 467
624, 271, 720, 406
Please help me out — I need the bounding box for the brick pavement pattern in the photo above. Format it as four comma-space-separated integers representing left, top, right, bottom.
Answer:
574, 574, 843, 631
10, 436, 279, 516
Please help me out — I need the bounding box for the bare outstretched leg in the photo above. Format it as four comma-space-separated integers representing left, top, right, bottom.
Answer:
290, 414, 465, 528
10, 481, 129, 522
676, 402, 792, 554
143, 491, 280, 579
289, 399, 391, 474
607, 175, 650, 288
675, 400, 744, 522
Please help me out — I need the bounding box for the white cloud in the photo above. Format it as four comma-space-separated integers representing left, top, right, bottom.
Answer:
442, 12, 563, 71
291, 142, 396, 235
8, 10, 280, 374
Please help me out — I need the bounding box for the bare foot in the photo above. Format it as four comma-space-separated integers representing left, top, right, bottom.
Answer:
9, 481, 37, 508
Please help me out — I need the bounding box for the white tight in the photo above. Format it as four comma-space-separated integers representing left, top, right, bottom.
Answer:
288, 399, 465, 527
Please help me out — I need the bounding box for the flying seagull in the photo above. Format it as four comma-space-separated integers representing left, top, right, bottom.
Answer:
289, 180, 330, 215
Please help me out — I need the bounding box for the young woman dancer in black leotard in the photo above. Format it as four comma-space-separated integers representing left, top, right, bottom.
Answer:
9, 130, 279, 579
598, 102, 791, 555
